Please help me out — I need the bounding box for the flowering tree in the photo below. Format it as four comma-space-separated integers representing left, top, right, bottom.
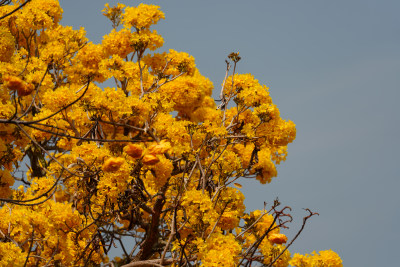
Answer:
0, 1, 342, 266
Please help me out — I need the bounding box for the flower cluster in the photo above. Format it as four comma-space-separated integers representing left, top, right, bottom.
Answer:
122, 4, 165, 29
196, 233, 242, 266
290, 250, 343, 267
3, 75, 35, 96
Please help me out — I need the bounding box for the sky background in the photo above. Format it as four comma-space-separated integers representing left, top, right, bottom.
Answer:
59, 1, 400, 266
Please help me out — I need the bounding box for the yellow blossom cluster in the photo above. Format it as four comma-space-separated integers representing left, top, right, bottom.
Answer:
180, 189, 219, 235
0, 185, 105, 265
13, 0, 62, 31
144, 49, 197, 77
0, 26, 14, 62
102, 3, 125, 28
290, 250, 343, 267
0, 242, 26, 266
102, 28, 135, 58
122, 4, 165, 29
215, 187, 246, 230
3, 75, 35, 96
195, 233, 242, 266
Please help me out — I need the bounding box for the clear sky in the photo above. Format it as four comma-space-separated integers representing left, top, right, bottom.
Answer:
60, 1, 400, 266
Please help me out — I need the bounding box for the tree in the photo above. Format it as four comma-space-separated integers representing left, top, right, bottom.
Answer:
0, 1, 342, 266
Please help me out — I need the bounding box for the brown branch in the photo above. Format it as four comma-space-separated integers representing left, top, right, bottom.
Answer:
0, 172, 68, 205
160, 207, 176, 265
14, 123, 87, 179
266, 209, 319, 267
206, 200, 230, 239
0, 0, 32, 21
24, 123, 142, 143
23, 227, 35, 267
136, 182, 169, 260
9, 80, 90, 125
238, 202, 286, 267
219, 60, 231, 101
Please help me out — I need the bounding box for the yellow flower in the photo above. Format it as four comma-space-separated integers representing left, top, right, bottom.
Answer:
3, 75, 35, 96
147, 140, 171, 155
142, 154, 159, 165
268, 233, 288, 244
124, 144, 143, 158
234, 183, 242, 188
102, 157, 125, 172
3, 75, 24, 91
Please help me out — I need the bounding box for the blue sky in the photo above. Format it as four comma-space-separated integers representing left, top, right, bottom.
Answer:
60, 1, 400, 266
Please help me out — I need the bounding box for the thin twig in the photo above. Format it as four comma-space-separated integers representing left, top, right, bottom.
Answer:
0, 0, 33, 20
266, 209, 319, 267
